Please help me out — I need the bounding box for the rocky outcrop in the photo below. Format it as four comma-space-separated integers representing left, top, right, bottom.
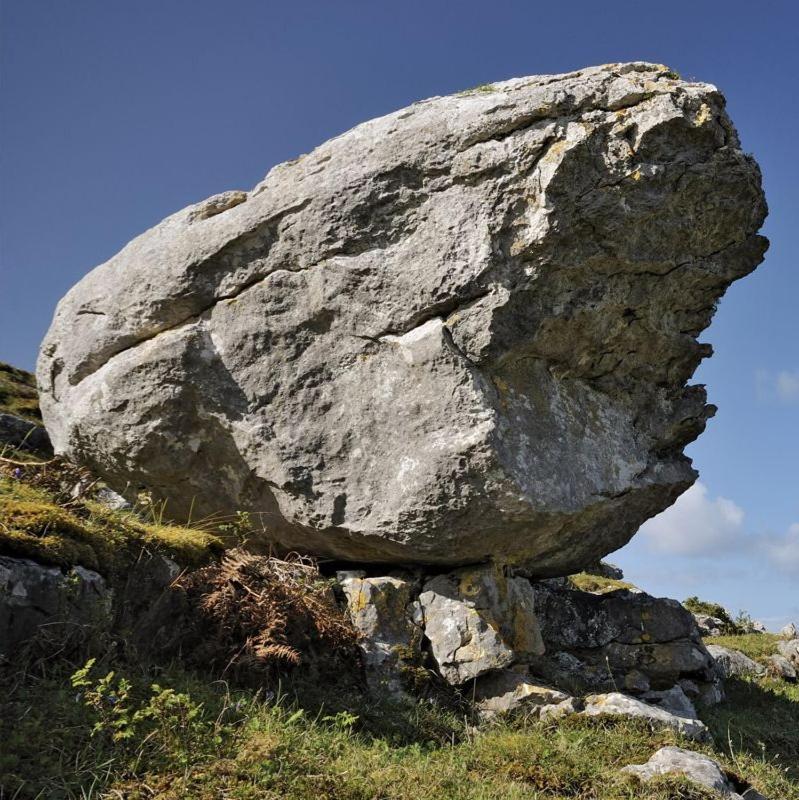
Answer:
622, 747, 769, 799
38, 63, 767, 570
529, 580, 719, 698
336, 564, 722, 715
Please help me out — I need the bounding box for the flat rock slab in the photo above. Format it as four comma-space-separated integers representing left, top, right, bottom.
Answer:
38, 62, 767, 569
582, 692, 710, 741
622, 746, 768, 799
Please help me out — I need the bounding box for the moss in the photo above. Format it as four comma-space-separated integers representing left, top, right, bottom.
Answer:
0, 478, 223, 579
567, 572, 636, 594
0, 362, 42, 423
458, 82, 496, 96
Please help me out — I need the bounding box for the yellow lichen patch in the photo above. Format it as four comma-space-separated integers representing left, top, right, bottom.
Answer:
693, 102, 713, 127
567, 573, 637, 594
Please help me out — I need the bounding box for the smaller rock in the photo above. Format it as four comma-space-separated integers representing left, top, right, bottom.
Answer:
780, 622, 798, 640
642, 685, 698, 720
539, 696, 582, 721
622, 746, 767, 799
693, 612, 725, 637
581, 693, 710, 741
419, 565, 544, 685
777, 639, 799, 664
706, 644, 766, 679
582, 561, 624, 581
0, 412, 51, 453
337, 571, 421, 695
751, 620, 767, 634
94, 487, 131, 510
472, 668, 571, 718
766, 654, 797, 682
623, 669, 650, 694
0, 556, 112, 657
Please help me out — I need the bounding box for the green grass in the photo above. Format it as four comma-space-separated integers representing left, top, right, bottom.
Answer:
1, 643, 797, 800
708, 633, 782, 663
0, 361, 41, 423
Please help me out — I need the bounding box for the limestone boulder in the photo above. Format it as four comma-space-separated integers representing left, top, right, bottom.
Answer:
38, 63, 767, 570
622, 747, 768, 799
581, 692, 710, 741
471, 668, 572, 718
418, 564, 543, 684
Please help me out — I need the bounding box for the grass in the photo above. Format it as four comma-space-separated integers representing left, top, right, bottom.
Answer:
0, 473, 223, 580
683, 596, 739, 634
708, 633, 782, 664
0, 362, 41, 423
1, 631, 797, 800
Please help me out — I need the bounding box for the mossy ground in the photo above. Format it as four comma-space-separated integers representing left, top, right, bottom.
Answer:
0, 469, 223, 580
0, 361, 41, 423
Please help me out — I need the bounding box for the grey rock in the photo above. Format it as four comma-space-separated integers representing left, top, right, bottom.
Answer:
0, 556, 112, 657
539, 696, 582, 721
0, 412, 51, 453
419, 564, 544, 684
706, 644, 766, 679
622, 746, 764, 799
471, 668, 571, 717
582, 692, 710, 741
531, 580, 716, 692
337, 571, 421, 695
780, 622, 798, 640
766, 654, 797, 682
751, 620, 767, 634
38, 63, 768, 570
777, 639, 799, 664
693, 612, 725, 637
642, 685, 698, 719
582, 561, 624, 580
94, 486, 131, 510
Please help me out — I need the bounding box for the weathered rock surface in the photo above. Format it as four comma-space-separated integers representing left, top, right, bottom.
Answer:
582, 692, 710, 740
706, 644, 766, 679
693, 612, 726, 637
0, 412, 51, 454
530, 581, 719, 696
781, 622, 798, 640
471, 668, 572, 717
337, 570, 422, 695
0, 556, 112, 657
766, 654, 797, 682
622, 747, 768, 799
419, 564, 543, 683
38, 63, 767, 570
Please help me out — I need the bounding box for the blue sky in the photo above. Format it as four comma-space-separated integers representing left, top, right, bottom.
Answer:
1, 1, 796, 627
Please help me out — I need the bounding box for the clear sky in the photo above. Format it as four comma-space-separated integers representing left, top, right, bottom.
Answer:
1, 1, 796, 627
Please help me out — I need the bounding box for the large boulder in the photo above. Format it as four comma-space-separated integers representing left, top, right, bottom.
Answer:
38, 62, 767, 570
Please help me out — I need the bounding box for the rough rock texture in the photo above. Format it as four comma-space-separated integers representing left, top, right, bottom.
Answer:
471, 668, 571, 717
693, 612, 725, 637
581, 692, 710, 741
0, 412, 51, 453
0, 556, 112, 657
530, 581, 719, 696
766, 654, 797, 682
337, 570, 422, 694
706, 644, 766, 679
781, 622, 798, 640
622, 747, 768, 799
419, 564, 543, 683
38, 63, 767, 570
